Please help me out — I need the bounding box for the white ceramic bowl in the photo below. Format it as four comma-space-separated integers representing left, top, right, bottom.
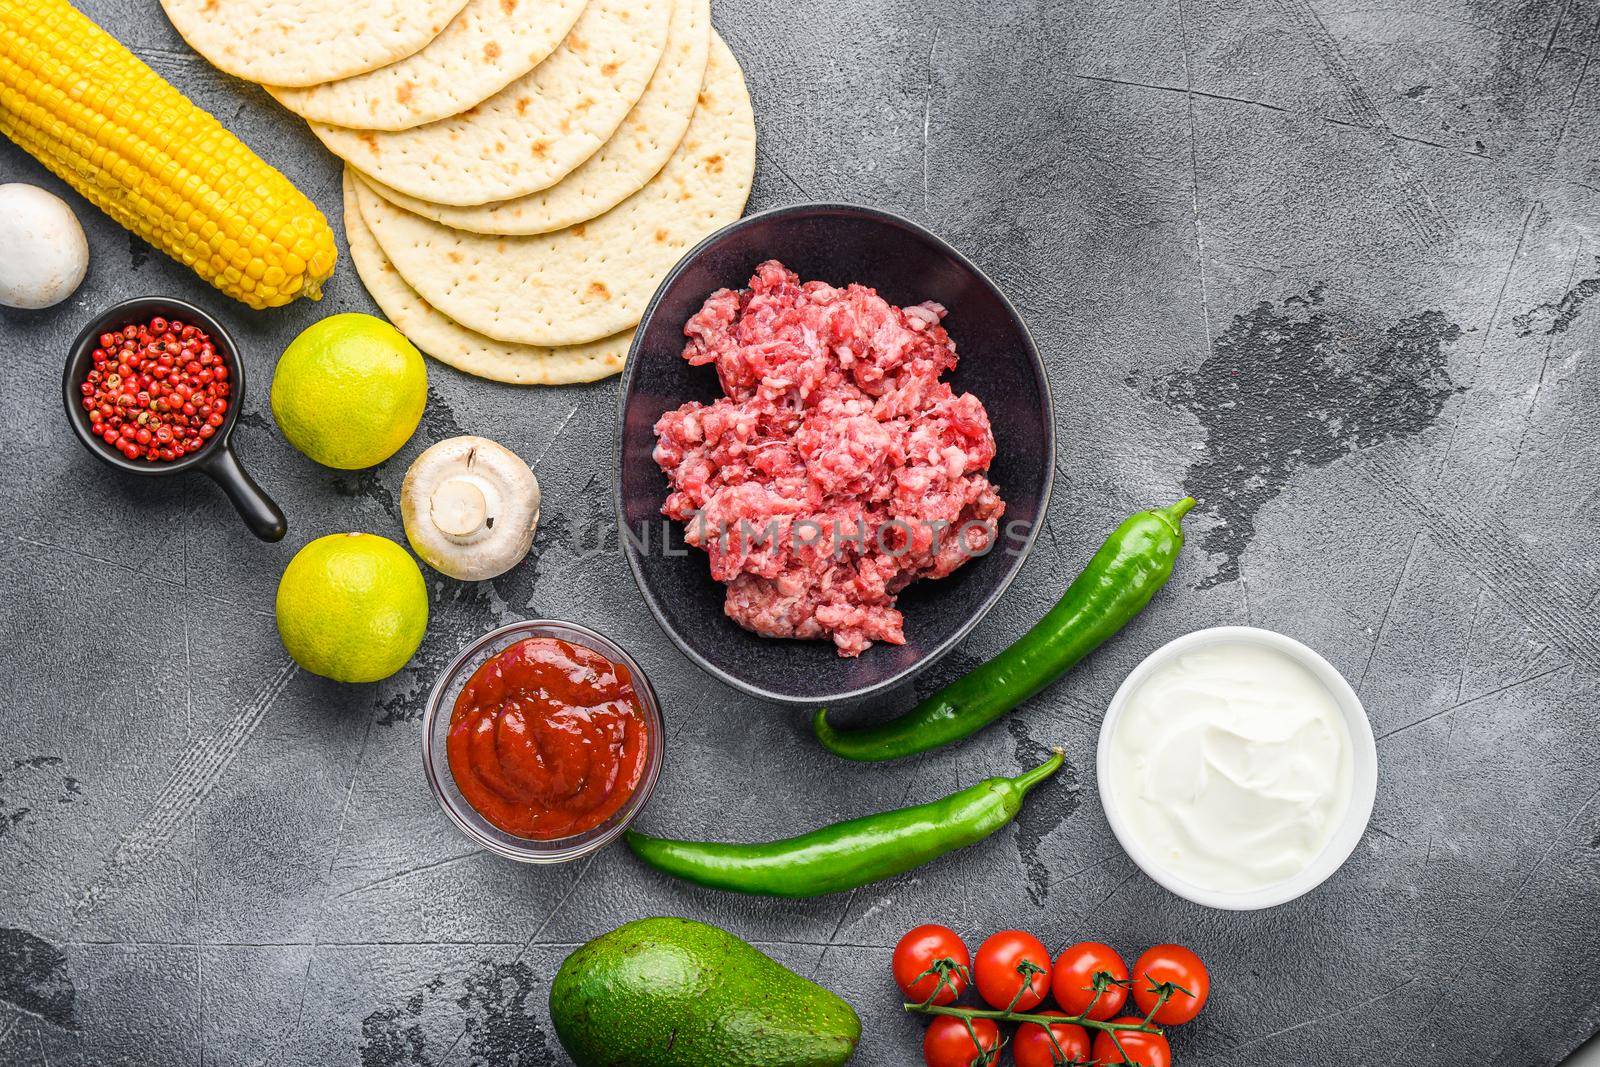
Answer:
1096, 625, 1378, 910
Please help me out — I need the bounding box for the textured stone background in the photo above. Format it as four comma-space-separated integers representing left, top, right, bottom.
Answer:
3, 0, 1599, 1064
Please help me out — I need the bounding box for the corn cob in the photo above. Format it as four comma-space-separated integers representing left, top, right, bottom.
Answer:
0, 0, 337, 309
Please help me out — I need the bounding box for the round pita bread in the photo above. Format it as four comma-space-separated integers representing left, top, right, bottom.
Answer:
343, 171, 629, 384
311, 0, 673, 206
354, 33, 754, 347
361, 0, 709, 233
160, 0, 468, 87
267, 0, 587, 131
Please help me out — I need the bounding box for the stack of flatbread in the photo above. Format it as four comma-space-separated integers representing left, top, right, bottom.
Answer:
162, 0, 756, 383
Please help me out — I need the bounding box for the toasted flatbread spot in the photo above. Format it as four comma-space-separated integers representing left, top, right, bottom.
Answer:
265, 0, 583, 128
352, 35, 755, 345
343, 169, 631, 384
358, 0, 712, 236
587, 281, 611, 300
304, 0, 670, 203
161, 0, 467, 85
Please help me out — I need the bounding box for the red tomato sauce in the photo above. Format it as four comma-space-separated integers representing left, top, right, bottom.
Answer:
447, 637, 649, 840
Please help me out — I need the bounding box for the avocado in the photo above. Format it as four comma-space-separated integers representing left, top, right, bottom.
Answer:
549, 917, 861, 1066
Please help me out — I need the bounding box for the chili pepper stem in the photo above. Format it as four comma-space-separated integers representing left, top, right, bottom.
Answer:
811, 499, 1194, 763
1014, 748, 1065, 792
1157, 496, 1196, 529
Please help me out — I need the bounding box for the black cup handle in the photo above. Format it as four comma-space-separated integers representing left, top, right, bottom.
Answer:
201, 444, 287, 542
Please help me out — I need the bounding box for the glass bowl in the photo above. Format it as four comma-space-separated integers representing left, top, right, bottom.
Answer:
420, 619, 665, 863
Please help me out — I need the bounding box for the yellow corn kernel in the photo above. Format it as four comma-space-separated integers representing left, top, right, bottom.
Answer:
0, 0, 337, 309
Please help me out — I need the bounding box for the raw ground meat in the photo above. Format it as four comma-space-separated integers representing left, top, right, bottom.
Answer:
652, 260, 1006, 656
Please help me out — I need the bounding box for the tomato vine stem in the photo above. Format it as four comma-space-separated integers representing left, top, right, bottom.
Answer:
902, 1001, 1162, 1035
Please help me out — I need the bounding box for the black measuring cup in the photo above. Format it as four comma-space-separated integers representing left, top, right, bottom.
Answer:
62, 296, 287, 542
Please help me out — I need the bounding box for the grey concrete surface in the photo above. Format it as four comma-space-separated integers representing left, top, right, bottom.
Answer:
2, 0, 1599, 1064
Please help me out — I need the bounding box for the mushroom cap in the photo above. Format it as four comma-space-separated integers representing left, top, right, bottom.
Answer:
0, 184, 89, 310
400, 435, 540, 581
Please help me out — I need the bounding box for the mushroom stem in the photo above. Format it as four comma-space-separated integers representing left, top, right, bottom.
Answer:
400, 435, 540, 581
431, 476, 489, 539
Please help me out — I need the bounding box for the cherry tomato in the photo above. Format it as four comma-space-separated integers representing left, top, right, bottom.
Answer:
974, 930, 1052, 1011
1131, 943, 1209, 1024
1090, 1018, 1171, 1067
922, 1015, 1000, 1067
1051, 941, 1129, 1021
1013, 1010, 1091, 1067
893, 925, 971, 1006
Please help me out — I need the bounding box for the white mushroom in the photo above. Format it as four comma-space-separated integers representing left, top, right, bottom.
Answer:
401, 436, 540, 580
0, 184, 89, 309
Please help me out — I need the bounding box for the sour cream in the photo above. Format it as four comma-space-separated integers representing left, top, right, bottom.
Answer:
1104, 641, 1354, 894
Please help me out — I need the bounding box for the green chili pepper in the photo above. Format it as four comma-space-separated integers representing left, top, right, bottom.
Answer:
813, 498, 1195, 762
624, 751, 1063, 898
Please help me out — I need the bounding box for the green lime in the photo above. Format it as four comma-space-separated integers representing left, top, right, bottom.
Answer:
271, 313, 427, 470
276, 533, 428, 683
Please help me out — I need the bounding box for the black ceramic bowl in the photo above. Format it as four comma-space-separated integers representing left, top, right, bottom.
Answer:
63, 297, 287, 542
615, 203, 1054, 706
